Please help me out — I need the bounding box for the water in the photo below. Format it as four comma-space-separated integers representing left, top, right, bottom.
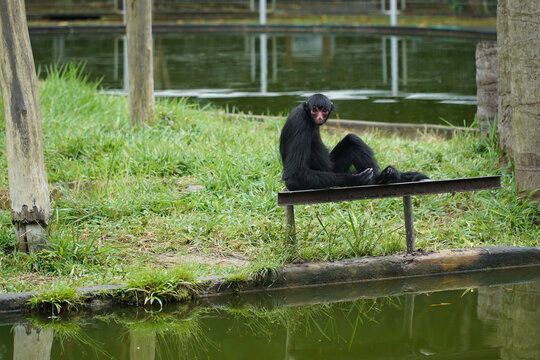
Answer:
30, 32, 479, 125
1, 272, 539, 359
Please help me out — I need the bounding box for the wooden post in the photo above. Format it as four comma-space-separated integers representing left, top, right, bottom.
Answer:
507, 0, 540, 201
126, 0, 154, 126
475, 42, 497, 137
403, 196, 415, 253
0, 0, 51, 252
285, 205, 296, 249
496, 0, 513, 154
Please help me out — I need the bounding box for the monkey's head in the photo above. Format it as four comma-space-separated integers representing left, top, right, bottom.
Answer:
304, 94, 334, 125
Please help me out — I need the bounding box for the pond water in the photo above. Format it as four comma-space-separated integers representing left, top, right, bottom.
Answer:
1, 271, 539, 359
30, 32, 480, 125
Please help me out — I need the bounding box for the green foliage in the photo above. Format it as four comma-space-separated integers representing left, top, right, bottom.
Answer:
27, 280, 88, 314
226, 249, 285, 288
118, 266, 198, 308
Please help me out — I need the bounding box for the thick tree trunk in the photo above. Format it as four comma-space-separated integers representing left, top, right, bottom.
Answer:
496, 0, 513, 154
126, 0, 154, 126
507, 0, 540, 200
475, 41, 497, 137
0, 0, 51, 252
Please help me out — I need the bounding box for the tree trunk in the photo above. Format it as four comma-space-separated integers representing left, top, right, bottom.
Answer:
475, 41, 497, 137
497, 0, 513, 154
0, 0, 51, 252
507, 0, 540, 200
126, 0, 154, 126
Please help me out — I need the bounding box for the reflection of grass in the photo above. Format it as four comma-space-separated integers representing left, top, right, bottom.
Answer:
29, 317, 112, 359
100, 308, 209, 360
24, 307, 207, 360
222, 296, 400, 344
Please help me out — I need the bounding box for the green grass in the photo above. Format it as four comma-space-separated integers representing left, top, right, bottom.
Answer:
0, 65, 538, 296
118, 265, 198, 308
27, 279, 88, 314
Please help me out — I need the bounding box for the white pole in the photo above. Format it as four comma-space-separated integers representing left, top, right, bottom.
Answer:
250, 36, 256, 81
381, 37, 387, 84
260, 34, 268, 93
272, 36, 278, 82
259, 0, 267, 25
113, 36, 119, 80
402, 39, 408, 85
390, 0, 397, 26
122, 0, 126, 25
123, 35, 128, 91
391, 36, 398, 96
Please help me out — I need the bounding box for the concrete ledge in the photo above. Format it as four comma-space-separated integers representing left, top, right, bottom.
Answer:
203, 266, 540, 309
28, 24, 496, 40
1, 246, 539, 313
0, 292, 34, 313
202, 246, 540, 296
326, 118, 476, 139
233, 114, 475, 139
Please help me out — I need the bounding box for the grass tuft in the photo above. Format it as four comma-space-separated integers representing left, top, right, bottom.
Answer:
27, 280, 88, 314
117, 265, 198, 308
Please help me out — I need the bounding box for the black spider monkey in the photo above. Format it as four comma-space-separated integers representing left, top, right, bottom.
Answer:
279, 94, 429, 191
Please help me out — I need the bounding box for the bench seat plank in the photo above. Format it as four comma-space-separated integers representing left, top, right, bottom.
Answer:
278, 176, 501, 206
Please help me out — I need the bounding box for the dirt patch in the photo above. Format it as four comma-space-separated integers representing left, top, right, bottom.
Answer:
157, 251, 250, 269
0, 273, 56, 293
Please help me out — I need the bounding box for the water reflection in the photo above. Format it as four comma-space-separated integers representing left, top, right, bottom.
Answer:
2, 274, 540, 359
30, 32, 478, 125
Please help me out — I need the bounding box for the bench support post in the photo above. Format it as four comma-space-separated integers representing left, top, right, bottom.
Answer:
403, 195, 415, 253
285, 205, 297, 249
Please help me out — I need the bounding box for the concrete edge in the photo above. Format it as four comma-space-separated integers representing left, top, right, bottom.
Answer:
201, 246, 540, 296
228, 114, 475, 139
28, 24, 496, 40
1, 246, 539, 313
326, 119, 476, 139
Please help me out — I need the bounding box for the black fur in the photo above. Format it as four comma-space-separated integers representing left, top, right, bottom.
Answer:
279, 94, 429, 191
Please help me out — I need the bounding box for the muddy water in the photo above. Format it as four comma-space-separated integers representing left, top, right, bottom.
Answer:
31, 32, 480, 125
1, 270, 539, 359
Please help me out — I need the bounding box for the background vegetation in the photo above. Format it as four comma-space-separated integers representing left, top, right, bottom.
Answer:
0, 66, 537, 294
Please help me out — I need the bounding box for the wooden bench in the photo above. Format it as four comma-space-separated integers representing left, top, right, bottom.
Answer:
278, 176, 502, 254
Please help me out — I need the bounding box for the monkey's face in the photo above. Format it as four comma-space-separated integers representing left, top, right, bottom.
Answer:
304, 94, 334, 125
309, 106, 330, 125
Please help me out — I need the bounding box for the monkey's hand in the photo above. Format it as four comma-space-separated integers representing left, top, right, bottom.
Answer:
377, 166, 400, 184
352, 168, 374, 185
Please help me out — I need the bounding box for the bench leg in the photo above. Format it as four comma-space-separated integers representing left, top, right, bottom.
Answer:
285, 205, 297, 249
403, 196, 415, 254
